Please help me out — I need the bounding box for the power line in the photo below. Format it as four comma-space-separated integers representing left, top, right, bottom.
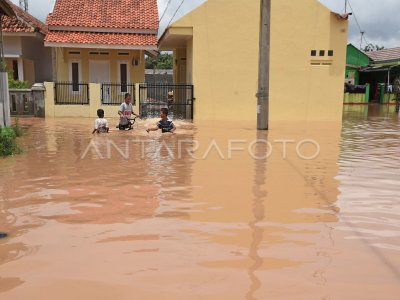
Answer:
347, 0, 368, 48
166, 0, 185, 29
159, 0, 173, 23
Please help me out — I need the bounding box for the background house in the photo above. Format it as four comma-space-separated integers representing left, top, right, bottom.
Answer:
344, 45, 400, 103
361, 47, 400, 103
1, 0, 51, 84
159, 0, 348, 124
345, 44, 370, 85
43, 0, 159, 117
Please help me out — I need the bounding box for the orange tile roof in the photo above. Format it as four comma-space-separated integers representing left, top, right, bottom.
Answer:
0, 0, 47, 34
45, 31, 157, 46
46, 0, 158, 31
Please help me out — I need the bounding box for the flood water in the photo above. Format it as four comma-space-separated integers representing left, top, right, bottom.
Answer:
0, 104, 399, 300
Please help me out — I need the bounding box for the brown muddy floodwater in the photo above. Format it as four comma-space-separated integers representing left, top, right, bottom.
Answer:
0, 104, 399, 300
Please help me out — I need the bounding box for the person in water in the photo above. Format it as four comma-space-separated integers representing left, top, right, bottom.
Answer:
146, 108, 176, 133
118, 93, 140, 130
92, 109, 109, 134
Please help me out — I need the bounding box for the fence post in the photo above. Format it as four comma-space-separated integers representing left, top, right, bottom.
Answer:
89, 83, 101, 118
31, 83, 46, 117
135, 83, 141, 115
44, 82, 55, 117
192, 85, 195, 120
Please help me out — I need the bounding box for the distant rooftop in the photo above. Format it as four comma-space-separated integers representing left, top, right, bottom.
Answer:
45, 0, 158, 49
46, 0, 158, 31
367, 47, 400, 63
0, 0, 47, 35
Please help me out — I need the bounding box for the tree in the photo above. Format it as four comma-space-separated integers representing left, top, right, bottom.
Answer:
363, 44, 385, 52
145, 52, 173, 70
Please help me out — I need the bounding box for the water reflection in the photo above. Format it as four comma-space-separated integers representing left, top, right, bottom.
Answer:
0, 110, 399, 299
246, 131, 267, 300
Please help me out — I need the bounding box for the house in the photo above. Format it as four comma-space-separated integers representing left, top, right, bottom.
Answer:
345, 44, 370, 85
361, 47, 400, 103
158, 0, 348, 124
344, 45, 400, 103
1, 0, 51, 84
44, 0, 158, 117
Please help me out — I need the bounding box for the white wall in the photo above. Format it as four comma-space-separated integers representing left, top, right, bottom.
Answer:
3, 36, 22, 56
21, 36, 53, 82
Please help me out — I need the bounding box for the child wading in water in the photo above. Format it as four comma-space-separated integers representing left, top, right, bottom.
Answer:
92, 109, 109, 134
118, 93, 140, 130
146, 108, 176, 133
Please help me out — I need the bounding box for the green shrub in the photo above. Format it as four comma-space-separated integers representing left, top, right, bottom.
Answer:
12, 119, 24, 137
0, 127, 21, 157
7, 71, 31, 89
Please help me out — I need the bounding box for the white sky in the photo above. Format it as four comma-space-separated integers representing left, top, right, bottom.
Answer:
10, 0, 400, 48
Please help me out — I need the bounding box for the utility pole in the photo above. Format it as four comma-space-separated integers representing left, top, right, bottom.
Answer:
345, 0, 348, 13
19, 0, 28, 12
256, 0, 271, 130
360, 31, 365, 50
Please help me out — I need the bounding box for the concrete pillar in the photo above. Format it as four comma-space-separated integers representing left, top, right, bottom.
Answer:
0, 72, 11, 126
44, 82, 55, 117
31, 83, 46, 117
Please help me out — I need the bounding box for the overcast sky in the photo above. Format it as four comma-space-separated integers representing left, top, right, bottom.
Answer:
11, 0, 400, 49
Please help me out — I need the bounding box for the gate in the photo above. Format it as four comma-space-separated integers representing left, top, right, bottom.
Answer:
139, 84, 194, 119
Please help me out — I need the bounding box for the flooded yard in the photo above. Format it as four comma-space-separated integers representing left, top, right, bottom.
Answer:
0, 104, 399, 299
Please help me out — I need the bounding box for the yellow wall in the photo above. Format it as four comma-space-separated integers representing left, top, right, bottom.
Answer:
163, 0, 347, 126
170, 0, 259, 124
270, 0, 347, 123
54, 48, 145, 83
45, 82, 140, 118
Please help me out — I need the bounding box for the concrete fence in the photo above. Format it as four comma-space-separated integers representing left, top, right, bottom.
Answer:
44, 82, 141, 118
9, 84, 46, 117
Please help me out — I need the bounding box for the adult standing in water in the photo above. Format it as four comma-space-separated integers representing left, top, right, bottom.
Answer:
118, 93, 140, 130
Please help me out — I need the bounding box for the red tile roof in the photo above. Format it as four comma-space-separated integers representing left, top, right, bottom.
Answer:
45, 31, 157, 46
0, 0, 15, 17
0, 0, 47, 34
367, 47, 400, 63
46, 0, 158, 31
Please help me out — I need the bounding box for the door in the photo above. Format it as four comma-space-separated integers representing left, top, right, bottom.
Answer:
89, 60, 111, 102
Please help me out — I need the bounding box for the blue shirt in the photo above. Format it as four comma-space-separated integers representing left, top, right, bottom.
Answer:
157, 118, 175, 133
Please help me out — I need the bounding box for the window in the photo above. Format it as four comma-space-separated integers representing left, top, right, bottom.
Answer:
311, 50, 317, 56
69, 60, 81, 92
120, 64, 127, 92
118, 52, 129, 56
319, 50, 325, 56
69, 51, 81, 55
118, 62, 129, 93
12, 60, 19, 80
328, 50, 334, 57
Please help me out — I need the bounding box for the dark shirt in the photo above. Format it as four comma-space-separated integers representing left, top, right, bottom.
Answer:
157, 118, 175, 133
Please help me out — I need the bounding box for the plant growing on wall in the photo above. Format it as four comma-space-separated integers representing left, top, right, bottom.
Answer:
7, 71, 30, 89
0, 60, 7, 72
